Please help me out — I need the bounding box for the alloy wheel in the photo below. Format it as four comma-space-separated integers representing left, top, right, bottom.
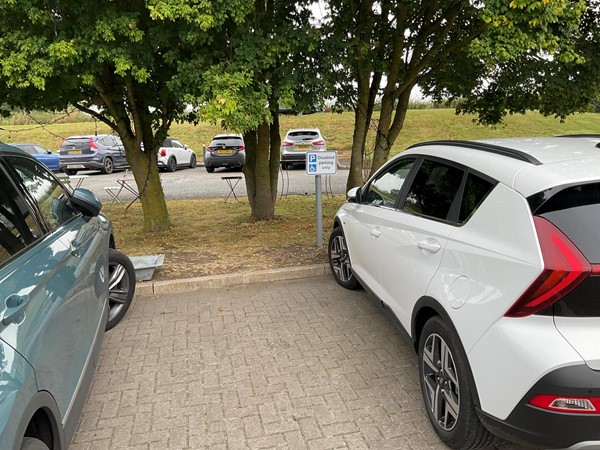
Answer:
330, 234, 353, 283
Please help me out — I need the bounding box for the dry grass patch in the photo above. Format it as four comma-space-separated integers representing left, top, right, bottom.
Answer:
103, 195, 347, 281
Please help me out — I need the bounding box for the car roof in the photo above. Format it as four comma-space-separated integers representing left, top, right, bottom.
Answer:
0, 141, 31, 157
213, 134, 243, 139
401, 136, 600, 197
286, 128, 320, 133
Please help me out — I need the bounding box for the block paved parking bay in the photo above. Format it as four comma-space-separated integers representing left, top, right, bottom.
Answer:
72, 276, 527, 450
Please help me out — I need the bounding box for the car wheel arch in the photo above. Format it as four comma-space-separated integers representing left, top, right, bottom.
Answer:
16, 391, 65, 450
412, 296, 483, 410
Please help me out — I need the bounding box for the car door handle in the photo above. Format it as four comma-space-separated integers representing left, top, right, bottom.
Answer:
370, 227, 382, 238
2, 294, 29, 325
417, 239, 441, 254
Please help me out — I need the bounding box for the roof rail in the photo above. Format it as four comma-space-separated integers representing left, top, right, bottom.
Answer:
557, 134, 600, 138
407, 140, 542, 165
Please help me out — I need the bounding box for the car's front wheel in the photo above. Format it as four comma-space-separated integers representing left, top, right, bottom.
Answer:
189, 154, 197, 168
206, 166, 215, 173
418, 316, 493, 449
328, 227, 360, 290
106, 249, 136, 331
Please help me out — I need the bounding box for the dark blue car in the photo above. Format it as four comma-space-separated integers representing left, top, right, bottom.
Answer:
0, 142, 135, 449
11, 142, 61, 172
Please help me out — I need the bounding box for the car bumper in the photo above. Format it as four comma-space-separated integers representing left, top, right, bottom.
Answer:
479, 364, 600, 449
204, 153, 245, 168
60, 156, 104, 171
281, 153, 308, 163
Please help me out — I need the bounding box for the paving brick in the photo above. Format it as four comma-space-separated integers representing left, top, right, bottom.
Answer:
73, 276, 527, 450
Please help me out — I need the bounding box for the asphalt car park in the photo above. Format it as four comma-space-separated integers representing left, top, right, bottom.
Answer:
70, 276, 523, 449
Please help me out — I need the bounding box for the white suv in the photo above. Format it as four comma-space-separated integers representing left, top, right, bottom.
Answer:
329, 136, 600, 449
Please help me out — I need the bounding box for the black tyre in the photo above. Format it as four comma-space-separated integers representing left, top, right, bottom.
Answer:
418, 316, 493, 449
281, 162, 289, 170
206, 166, 215, 173
328, 227, 360, 290
189, 154, 197, 168
167, 157, 177, 172
65, 169, 78, 176
20, 437, 49, 450
106, 248, 136, 331
101, 157, 114, 174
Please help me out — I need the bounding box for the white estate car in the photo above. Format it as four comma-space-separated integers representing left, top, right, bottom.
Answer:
157, 137, 197, 172
329, 136, 600, 449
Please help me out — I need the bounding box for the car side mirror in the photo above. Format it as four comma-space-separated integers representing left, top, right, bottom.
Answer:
71, 188, 102, 217
347, 186, 362, 203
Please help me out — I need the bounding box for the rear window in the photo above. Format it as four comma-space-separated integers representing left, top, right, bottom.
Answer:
287, 131, 319, 140
60, 138, 89, 150
210, 138, 243, 147
535, 183, 600, 264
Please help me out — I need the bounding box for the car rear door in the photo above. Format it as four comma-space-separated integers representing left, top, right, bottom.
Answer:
0, 156, 107, 422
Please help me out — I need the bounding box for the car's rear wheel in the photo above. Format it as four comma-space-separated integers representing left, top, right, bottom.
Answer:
418, 316, 493, 449
206, 166, 215, 173
189, 154, 197, 168
328, 227, 360, 290
66, 169, 78, 176
101, 157, 114, 174
20, 437, 49, 450
167, 157, 177, 172
106, 249, 136, 331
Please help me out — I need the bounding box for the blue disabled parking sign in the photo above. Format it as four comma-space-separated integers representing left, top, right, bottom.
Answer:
305, 151, 337, 175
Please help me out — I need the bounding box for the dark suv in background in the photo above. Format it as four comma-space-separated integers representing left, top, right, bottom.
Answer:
59, 134, 128, 175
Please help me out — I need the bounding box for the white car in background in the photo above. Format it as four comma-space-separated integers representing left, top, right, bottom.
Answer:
157, 137, 197, 172
280, 128, 326, 169
329, 136, 600, 449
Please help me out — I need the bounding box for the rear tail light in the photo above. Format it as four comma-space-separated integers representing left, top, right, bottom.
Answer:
282, 140, 294, 147
206, 146, 214, 152
529, 395, 600, 414
312, 139, 325, 146
59, 139, 65, 151
505, 216, 591, 317
239, 145, 245, 151
159, 148, 167, 157
89, 138, 98, 152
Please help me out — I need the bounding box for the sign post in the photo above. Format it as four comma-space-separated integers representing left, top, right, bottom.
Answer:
306, 151, 337, 247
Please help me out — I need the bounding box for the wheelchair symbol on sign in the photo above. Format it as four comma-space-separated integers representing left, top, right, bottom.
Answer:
308, 164, 317, 173
308, 154, 317, 163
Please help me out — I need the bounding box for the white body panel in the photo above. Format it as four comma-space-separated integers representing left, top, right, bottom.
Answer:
554, 317, 600, 370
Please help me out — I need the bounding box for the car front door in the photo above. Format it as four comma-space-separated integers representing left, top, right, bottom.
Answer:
342, 157, 417, 293
0, 156, 108, 423
377, 159, 465, 332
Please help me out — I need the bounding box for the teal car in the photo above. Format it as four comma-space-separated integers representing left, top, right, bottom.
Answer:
0, 142, 135, 450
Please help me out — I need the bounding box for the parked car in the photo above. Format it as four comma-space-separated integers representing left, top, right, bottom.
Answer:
0, 142, 135, 449
280, 128, 326, 169
204, 134, 245, 173
329, 136, 600, 449
11, 142, 61, 173
59, 134, 128, 175
157, 137, 196, 172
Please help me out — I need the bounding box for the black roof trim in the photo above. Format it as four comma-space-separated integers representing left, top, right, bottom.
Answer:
407, 140, 542, 165
557, 134, 600, 138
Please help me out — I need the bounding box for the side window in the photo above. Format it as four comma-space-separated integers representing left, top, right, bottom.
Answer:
172, 140, 183, 148
402, 159, 464, 221
0, 166, 43, 264
6, 156, 78, 230
363, 158, 416, 207
459, 173, 495, 223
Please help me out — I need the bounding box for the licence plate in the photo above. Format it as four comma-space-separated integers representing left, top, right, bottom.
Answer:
296, 145, 310, 150
217, 150, 233, 155
69, 150, 82, 154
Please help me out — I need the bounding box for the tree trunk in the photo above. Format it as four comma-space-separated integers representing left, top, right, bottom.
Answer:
243, 116, 280, 221
346, 72, 373, 191
370, 85, 414, 176
121, 138, 170, 231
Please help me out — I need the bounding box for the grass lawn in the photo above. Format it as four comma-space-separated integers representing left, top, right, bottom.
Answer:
3, 109, 599, 280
